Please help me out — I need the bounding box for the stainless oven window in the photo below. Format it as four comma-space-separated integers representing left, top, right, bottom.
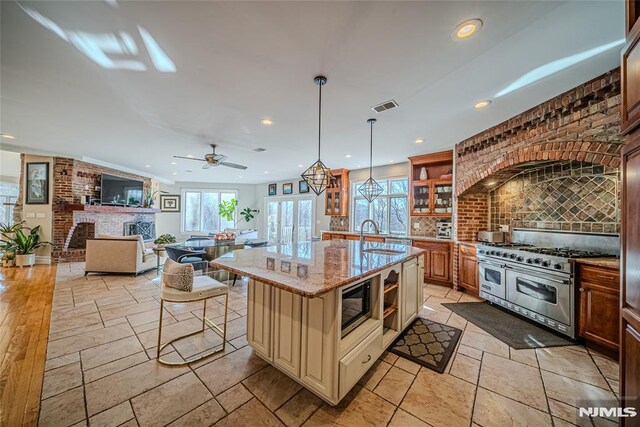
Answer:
515, 277, 558, 304
484, 268, 502, 285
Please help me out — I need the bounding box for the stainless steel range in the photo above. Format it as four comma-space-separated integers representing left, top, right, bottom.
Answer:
476, 229, 619, 339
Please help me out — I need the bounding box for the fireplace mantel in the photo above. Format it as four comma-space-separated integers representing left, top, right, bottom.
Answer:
63, 204, 161, 214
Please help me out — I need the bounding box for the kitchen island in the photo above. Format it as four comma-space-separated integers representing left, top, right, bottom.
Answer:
212, 239, 425, 405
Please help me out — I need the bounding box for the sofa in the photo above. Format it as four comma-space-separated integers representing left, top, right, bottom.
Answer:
85, 235, 162, 275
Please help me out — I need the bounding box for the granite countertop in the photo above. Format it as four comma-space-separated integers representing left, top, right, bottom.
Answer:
211, 240, 425, 298
321, 230, 451, 243
574, 257, 620, 270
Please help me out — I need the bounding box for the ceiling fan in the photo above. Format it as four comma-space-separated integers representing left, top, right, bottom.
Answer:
173, 144, 248, 170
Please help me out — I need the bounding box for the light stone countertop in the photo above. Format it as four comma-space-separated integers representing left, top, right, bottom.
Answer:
211, 240, 425, 298
321, 230, 451, 243
574, 257, 620, 270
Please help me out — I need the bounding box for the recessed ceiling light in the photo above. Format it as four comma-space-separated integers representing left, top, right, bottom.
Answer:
239, 176, 243, 179
356, 165, 361, 168
171, 162, 177, 165
172, 172, 177, 175
453, 19, 482, 40
474, 100, 492, 109
0, 134, 15, 139
261, 119, 273, 126
345, 154, 351, 158
298, 164, 303, 168
414, 138, 424, 144
186, 154, 194, 158
144, 165, 151, 168
264, 171, 269, 174
389, 160, 395, 163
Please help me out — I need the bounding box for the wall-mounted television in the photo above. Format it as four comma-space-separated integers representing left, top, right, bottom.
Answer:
100, 174, 144, 206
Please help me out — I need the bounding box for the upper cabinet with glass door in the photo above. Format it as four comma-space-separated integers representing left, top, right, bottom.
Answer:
408, 151, 453, 217
325, 169, 350, 216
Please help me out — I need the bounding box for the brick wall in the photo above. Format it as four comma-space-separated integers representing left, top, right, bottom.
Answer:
52, 157, 152, 262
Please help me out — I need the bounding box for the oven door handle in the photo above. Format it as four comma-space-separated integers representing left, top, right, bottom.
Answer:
478, 260, 506, 269
505, 264, 570, 284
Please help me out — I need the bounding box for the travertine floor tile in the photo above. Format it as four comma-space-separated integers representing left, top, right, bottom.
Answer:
195, 345, 267, 395
83, 351, 148, 383
449, 353, 481, 384
47, 323, 134, 360
394, 357, 420, 375
215, 383, 253, 414
373, 366, 414, 405
460, 330, 509, 358
85, 358, 190, 415
39, 387, 86, 427
304, 386, 395, 427
275, 388, 323, 427
542, 370, 616, 408
473, 388, 552, 427
44, 352, 80, 372
400, 369, 475, 427
357, 360, 392, 391
167, 398, 226, 426
216, 398, 285, 427
242, 365, 302, 411
548, 398, 592, 427
80, 335, 144, 370
131, 372, 212, 426
88, 401, 135, 427
388, 408, 431, 427
510, 348, 538, 367
479, 353, 547, 411
536, 346, 610, 389
590, 351, 619, 381
41, 362, 83, 399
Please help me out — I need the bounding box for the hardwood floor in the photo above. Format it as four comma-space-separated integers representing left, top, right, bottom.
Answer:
0, 264, 57, 427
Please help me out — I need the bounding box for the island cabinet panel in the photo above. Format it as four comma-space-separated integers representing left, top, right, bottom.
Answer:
300, 292, 337, 401
273, 289, 302, 377
247, 280, 273, 360
577, 264, 620, 351
401, 258, 419, 329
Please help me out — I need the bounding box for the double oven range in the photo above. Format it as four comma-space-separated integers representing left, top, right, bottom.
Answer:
476, 229, 619, 339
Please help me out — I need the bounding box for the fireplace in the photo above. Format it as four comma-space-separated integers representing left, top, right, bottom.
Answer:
124, 221, 156, 241
67, 222, 95, 249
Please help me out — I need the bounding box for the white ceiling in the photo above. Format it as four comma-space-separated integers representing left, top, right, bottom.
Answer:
0, 1, 624, 184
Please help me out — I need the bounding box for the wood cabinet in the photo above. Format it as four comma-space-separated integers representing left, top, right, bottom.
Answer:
408, 151, 453, 217
325, 169, 349, 216
321, 232, 385, 243
413, 240, 452, 285
577, 264, 620, 351
458, 244, 479, 295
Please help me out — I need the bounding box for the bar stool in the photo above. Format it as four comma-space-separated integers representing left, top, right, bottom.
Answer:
156, 268, 229, 366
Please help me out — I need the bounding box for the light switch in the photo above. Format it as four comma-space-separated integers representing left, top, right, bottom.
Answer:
36, 213, 45, 218
26, 212, 35, 218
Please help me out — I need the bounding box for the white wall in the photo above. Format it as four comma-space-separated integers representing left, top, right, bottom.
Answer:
156, 182, 261, 239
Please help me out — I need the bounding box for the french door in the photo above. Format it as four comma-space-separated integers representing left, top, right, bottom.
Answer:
266, 197, 314, 244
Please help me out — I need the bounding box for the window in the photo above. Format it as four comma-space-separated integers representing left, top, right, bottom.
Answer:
0, 182, 18, 226
182, 189, 237, 234
352, 178, 409, 234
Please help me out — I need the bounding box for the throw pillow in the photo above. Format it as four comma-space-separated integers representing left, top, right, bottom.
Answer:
163, 258, 194, 292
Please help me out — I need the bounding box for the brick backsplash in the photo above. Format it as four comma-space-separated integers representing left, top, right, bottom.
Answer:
490, 161, 619, 239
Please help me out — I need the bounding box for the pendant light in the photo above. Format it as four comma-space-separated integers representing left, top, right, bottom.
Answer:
301, 76, 331, 195
358, 118, 384, 202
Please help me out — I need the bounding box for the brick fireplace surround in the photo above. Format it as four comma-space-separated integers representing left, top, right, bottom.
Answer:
453, 68, 623, 287
51, 158, 154, 262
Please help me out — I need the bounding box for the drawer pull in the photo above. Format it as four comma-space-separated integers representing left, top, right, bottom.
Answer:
362, 355, 371, 364
579, 288, 585, 293
596, 274, 616, 280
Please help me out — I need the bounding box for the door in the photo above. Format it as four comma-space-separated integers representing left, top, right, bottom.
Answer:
266, 197, 315, 244
621, 131, 640, 420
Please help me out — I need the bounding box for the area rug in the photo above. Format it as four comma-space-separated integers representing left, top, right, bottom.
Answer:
442, 302, 575, 349
389, 317, 462, 373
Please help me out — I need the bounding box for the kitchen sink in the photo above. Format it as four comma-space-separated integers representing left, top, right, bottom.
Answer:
363, 248, 404, 255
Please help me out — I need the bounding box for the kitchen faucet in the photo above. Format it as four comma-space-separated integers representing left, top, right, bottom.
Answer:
359, 219, 380, 248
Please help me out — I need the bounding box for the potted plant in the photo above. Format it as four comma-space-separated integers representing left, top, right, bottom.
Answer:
0, 220, 26, 243
9, 225, 51, 268
218, 199, 259, 227
154, 234, 176, 248
144, 188, 158, 208
1, 251, 15, 268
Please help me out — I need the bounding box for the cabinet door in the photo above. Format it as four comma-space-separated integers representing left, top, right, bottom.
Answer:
623, 23, 640, 134
247, 280, 272, 360
273, 289, 302, 377
579, 283, 620, 350
622, 325, 640, 416
401, 258, 419, 328
322, 233, 332, 241
430, 250, 450, 282
459, 254, 478, 293
300, 291, 337, 401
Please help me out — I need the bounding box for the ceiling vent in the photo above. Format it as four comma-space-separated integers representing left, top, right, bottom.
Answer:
371, 99, 399, 113
253, 147, 267, 152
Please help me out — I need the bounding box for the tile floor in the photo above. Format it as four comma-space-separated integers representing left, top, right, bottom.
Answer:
38, 263, 620, 427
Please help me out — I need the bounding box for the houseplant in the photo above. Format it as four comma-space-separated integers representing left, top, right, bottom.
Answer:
144, 188, 158, 208
6, 225, 51, 267
218, 199, 258, 227
154, 234, 176, 248
2, 251, 15, 268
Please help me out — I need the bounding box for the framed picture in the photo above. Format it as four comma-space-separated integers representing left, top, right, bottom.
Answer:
266, 257, 275, 271
268, 183, 277, 196
283, 183, 293, 195
160, 195, 181, 212
281, 260, 291, 273
26, 162, 49, 204
297, 264, 308, 279
299, 180, 309, 194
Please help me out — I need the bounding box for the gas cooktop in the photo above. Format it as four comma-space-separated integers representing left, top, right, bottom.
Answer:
519, 247, 614, 259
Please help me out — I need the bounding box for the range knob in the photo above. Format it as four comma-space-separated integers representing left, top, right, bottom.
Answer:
526, 258, 533, 264
509, 253, 517, 259
534, 258, 542, 264
553, 263, 563, 270
541, 260, 550, 267
495, 251, 502, 257
502, 253, 510, 258
478, 250, 484, 255
516, 256, 524, 262
489, 250, 496, 255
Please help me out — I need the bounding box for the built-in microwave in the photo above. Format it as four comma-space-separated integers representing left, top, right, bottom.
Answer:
341, 279, 372, 338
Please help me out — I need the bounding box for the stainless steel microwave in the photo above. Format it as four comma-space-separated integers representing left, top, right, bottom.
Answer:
341, 279, 372, 338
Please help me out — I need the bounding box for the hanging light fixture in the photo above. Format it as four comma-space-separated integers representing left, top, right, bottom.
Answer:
301, 76, 331, 195
358, 118, 384, 203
